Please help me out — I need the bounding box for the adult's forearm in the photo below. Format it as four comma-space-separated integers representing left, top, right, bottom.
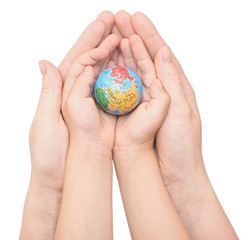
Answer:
20, 174, 62, 240
166, 164, 238, 240
54, 139, 113, 240
114, 148, 190, 240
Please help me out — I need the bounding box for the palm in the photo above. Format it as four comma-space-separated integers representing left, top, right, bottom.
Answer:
73, 95, 116, 150
116, 102, 152, 146
156, 105, 202, 184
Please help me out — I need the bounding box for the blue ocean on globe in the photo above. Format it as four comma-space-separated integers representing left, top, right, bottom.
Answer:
94, 66, 143, 115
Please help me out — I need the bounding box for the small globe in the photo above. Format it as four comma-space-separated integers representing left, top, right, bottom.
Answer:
94, 66, 143, 115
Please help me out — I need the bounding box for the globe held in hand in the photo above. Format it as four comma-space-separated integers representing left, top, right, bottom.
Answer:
94, 66, 143, 115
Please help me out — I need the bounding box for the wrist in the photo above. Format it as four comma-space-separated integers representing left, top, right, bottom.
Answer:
27, 173, 62, 205
113, 143, 155, 168
165, 165, 211, 216
68, 136, 113, 162
20, 174, 62, 240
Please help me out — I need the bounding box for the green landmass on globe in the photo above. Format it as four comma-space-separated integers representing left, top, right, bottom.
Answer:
94, 66, 143, 115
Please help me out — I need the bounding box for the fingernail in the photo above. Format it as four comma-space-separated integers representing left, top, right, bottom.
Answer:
39, 61, 47, 77
162, 46, 172, 62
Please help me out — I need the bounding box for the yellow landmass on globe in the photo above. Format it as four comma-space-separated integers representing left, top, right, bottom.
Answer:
104, 81, 140, 114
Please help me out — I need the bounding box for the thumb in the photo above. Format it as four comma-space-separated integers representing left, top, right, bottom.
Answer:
69, 65, 95, 99
147, 79, 170, 126
155, 46, 187, 102
35, 60, 63, 119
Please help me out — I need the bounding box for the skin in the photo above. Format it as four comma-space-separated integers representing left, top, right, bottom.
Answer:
20, 11, 116, 240
20, 9, 238, 240
113, 34, 190, 239
115, 10, 238, 239
53, 30, 188, 239
54, 44, 120, 239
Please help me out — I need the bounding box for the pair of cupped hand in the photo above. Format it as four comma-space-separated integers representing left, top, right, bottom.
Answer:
30, 11, 202, 198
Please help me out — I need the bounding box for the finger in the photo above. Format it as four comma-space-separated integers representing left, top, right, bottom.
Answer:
109, 49, 119, 65
107, 49, 119, 68
70, 66, 95, 99
62, 34, 119, 107
107, 60, 116, 68
155, 46, 188, 104
58, 20, 106, 80
111, 24, 123, 40
66, 48, 109, 79
62, 48, 109, 108
147, 79, 170, 127
132, 12, 198, 110
36, 60, 62, 119
99, 34, 120, 71
120, 38, 137, 71
117, 54, 125, 66
115, 10, 136, 37
131, 12, 165, 60
96, 11, 115, 42
129, 34, 156, 90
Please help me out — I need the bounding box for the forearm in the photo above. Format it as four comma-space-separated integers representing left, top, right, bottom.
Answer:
54, 139, 113, 240
20, 174, 62, 240
166, 161, 238, 240
114, 147, 190, 240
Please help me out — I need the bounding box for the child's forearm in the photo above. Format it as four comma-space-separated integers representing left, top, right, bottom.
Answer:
54, 139, 113, 240
20, 174, 62, 240
114, 147, 190, 240
166, 165, 238, 240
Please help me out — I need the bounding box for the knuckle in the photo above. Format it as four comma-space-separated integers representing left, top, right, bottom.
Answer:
168, 69, 181, 82
183, 84, 196, 100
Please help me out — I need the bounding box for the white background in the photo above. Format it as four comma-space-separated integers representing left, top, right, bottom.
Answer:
0, 0, 248, 239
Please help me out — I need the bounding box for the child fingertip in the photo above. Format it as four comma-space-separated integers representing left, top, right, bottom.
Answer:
84, 66, 92, 72
157, 79, 163, 89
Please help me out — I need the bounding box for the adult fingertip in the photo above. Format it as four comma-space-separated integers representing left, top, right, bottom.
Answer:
132, 11, 146, 19
94, 20, 106, 34
115, 10, 134, 37
131, 12, 147, 26
40, 60, 63, 89
97, 10, 114, 18
97, 11, 114, 28
39, 60, 47, 77
115, 10, 131, 20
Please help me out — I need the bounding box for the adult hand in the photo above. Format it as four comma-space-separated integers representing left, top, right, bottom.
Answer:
20, 11, 116, 240
29, 10, 115, 193
115, 11, 238, 239
113, 34, 191, 240
115, 11, 202, 186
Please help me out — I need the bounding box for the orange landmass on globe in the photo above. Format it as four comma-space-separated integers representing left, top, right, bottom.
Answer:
111, 66, 135, 85
105, 81, 140, 114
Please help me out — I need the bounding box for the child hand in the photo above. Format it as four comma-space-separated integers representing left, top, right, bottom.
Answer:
62, 35, 120, 151
114, 35, 170, 153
